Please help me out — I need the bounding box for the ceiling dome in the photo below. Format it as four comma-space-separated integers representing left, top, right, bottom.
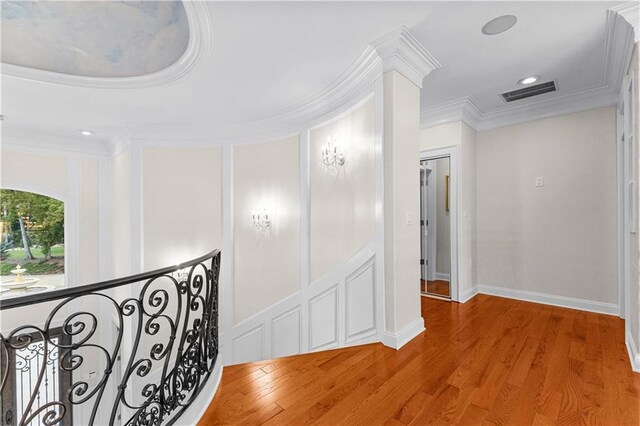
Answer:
1, 1, 190, 78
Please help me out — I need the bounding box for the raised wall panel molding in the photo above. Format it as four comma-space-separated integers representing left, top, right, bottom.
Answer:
271, 307, 302, 359
421, 7, 634, 132
370, 26, 442, 89
477, 284, 619, 316
1, 2, 212, 89
345, 257, 376, 342
612, 2, 640, 43
231, 325, 264, 365
309, 285, 339, 351
225, 242, 379, 365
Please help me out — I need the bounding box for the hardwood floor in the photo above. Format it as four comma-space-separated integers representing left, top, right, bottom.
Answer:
199, 295, 640, 425
421, 279, 450, 298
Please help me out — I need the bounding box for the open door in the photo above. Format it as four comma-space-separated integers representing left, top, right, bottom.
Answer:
419, 157, 451, 300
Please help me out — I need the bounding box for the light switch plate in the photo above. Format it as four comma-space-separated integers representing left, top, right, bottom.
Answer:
535, 176, 544, 187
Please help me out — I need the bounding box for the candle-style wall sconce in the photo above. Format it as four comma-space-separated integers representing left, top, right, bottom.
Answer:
321, 137, 346, 171
252, 209, 272, 232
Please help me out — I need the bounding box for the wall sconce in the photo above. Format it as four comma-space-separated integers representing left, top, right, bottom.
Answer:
321, 138, 345, 169
252, 209, 272, 231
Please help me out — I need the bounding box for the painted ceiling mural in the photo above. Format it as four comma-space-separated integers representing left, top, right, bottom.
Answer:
1, 1, 189, 78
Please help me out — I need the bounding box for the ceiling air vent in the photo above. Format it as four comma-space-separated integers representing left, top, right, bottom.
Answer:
501, 81, 557, 102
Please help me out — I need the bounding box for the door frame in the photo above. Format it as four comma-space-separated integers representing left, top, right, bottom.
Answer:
419, 146, 460, 302
420, 162, 437, 281
618, 69, 637, 323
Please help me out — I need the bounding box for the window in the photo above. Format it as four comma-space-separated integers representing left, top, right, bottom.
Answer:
0, 189, 65, 292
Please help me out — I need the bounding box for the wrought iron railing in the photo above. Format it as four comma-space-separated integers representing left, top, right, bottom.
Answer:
0, 250, 221, 426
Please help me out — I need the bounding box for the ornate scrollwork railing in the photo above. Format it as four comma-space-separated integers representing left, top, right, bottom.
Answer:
0, 250, 221, 426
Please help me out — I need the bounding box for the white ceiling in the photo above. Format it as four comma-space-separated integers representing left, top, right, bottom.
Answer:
0, 1, 626, 144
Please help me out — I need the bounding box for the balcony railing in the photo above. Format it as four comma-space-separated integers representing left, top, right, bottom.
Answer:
0, 250, 221, 426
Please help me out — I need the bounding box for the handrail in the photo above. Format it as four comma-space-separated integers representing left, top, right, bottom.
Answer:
0, 249, 220, 310
0, 250, 221, 426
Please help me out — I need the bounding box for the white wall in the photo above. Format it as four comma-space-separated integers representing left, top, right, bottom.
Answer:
420, 121, 477, 299
227, 96, 381, 363
233, 136, 300, 324
310, 98, 375, 282
1, 150, 67, 194
476, 107, 617, 306
143, 147, 222, 270
383, 70, 423, 340
1, 149, 101, 286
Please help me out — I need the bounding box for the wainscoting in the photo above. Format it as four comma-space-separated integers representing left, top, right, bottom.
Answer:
227, 242, 380, 365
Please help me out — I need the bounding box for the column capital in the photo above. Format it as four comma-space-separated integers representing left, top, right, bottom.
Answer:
370, 26, 441, 89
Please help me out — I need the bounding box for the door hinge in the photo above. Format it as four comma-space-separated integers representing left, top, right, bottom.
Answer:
420, 259, 425, 265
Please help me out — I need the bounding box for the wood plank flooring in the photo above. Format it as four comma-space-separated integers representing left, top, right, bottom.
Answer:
198, 294, 640, 425
421, 279, 451, 298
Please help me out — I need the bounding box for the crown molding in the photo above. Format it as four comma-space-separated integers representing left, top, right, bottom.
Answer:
421, 96, 482, 129
125, 53, 381, 145
604, 7, 636, 89
126, 26, 439, 143
2, 127, 111, 157
612, 2, 639, 43
0, 2, 212, 89
475, 85, 618, 131
255, 47, 383, 132
3, 25, 436, 150
422, 84, 619, 132
370, 26, 441, 89
422, 6, 633, 132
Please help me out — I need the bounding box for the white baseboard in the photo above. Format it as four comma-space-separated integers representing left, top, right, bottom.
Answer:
174, 361, 224, 425
459, 286, 478, 303
477, 284, 619, 316
435, 272, 450, 281
626, 331, 640, 373
382, 318, 425, 350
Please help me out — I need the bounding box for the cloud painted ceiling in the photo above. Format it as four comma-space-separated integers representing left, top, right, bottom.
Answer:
1, 1, 189, 78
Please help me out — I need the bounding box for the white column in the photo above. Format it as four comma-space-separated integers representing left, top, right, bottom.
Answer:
371, 27, 440, 348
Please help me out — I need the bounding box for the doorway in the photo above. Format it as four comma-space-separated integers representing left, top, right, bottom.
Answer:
420, 156, 452, 300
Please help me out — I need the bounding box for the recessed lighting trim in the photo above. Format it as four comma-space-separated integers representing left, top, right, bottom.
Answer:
482, 15, 518, 35
80, 130, 93, 136
518, 75, 540, 85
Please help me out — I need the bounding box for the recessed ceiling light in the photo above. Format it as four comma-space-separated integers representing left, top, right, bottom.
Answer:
482, 15, 518, 35
80, 130, 93, 136
518, 76, 540, 85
